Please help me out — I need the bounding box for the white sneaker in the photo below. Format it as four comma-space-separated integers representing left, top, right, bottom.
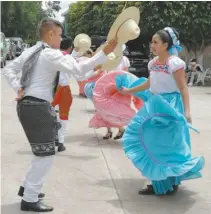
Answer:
188, 83, 193, 86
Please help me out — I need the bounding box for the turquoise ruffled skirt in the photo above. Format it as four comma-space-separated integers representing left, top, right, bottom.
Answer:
84, 82, 95, 100
122, 92, 205, 195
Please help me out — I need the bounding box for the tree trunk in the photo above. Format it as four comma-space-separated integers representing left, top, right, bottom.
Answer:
196, 50, 204, 67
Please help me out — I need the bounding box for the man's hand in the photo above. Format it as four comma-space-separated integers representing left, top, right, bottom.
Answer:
103, 39, 117, 55
15, 88, 24, 101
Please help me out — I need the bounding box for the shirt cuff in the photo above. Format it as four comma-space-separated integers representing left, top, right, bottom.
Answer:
71, 50, 81, 59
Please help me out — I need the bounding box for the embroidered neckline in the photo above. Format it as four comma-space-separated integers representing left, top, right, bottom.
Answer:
154, 55, 174, 66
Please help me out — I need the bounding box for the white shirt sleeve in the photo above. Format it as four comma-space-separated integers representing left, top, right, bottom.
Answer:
169, 56, 186, 73
3, 55, 23, 92
123, 56, 130, 68
43, 49, 108, 81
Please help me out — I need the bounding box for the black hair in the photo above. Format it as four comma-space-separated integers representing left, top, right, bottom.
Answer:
38, 18, 64, 39
85, 50, 93, 56
190, 58, 197, 62
155, 28, 179, 50
60, 36, 73, 50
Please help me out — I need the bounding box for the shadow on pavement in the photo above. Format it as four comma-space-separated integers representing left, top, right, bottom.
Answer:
94, 178, 197, 213
79, 139, 122, 150
72, 94, 86, 99
65, 133, 97, 143
16, 150, 98, 161
1, 202, 34, 214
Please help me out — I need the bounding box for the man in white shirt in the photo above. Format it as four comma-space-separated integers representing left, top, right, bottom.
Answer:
3, 18, 117, 212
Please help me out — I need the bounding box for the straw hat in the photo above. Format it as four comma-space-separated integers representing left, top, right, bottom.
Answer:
73, 34, 91, 54
107, 7, 140, 44
95, 44, 123, 71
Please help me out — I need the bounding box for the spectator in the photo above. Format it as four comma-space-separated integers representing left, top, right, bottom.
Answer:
186, 59, 203, 86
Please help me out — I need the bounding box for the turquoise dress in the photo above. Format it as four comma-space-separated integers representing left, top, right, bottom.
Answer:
115, 56, 205, 195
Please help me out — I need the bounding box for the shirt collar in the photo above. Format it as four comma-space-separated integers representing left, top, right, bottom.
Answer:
36, 41, 51, 48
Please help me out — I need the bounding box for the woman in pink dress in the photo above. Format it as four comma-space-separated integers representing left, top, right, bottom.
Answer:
89, 53, 144, 140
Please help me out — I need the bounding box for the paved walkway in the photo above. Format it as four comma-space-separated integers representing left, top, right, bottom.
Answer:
1, 62, 211, 213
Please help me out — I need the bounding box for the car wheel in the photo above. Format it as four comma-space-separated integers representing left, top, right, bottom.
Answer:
1, 62, 4, 68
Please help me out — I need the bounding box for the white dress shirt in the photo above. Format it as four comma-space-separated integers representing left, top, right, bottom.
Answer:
58, 72, 70, 86
3, 41, 108, 102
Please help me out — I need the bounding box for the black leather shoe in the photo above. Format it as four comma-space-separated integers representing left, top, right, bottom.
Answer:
58, 143, 66, 152
21, 200, 53, 212
138, 185, 155, 195
18, 186, 45, 199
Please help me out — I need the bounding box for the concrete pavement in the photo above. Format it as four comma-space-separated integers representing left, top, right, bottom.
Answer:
1, 61, 211, 214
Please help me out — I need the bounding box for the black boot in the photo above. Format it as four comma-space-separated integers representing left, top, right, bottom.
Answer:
18, 186, 45, 199
113, 129, 125, 140
138, 185, 155, 195
21, 200, 53, 212
58, 143, 66, 152
103, 131, 113, 140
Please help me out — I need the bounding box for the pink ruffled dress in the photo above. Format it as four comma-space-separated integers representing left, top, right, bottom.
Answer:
89, 71, 143, 128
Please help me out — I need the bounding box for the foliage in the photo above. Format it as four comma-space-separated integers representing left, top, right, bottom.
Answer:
140, 1, 211, 56
66, 1, 211, 61
1, 1, 61, 42
44, 1, 61, 17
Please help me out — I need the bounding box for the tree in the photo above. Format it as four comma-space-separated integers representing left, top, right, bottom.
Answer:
140, 1, 211, 64
44, 1, 61, 17
66, 1, 141, 38
1, 1, 61, 44
66, 1, 211, 64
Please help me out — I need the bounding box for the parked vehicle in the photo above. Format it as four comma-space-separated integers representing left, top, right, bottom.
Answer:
5, 38, 16, 60
0, 32, 7, 68
23, 43, 30, 51
91, 35, 149, 77
9, 37, 24, 56
125, 37, 150, 78
91, 35, 106, 51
